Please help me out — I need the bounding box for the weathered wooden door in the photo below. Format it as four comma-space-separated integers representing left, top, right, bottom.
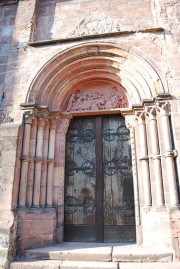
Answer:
64, 115, 135, 243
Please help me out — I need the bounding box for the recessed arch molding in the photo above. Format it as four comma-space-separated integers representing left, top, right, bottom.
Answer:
26, 42, 168, 111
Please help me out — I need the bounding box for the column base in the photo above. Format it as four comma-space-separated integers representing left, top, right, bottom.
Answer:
153, 205, 166, 211
31, 205, 40, 208
168, 205, 180, 212
46, 205, 53, 208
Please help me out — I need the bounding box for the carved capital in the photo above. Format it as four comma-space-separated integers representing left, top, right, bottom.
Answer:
37, 112, 48, 127
49, 114, 61, 130
58, 116, 72, 134
135, 111, 145, 124
24, 111, 36, 125
146, 106, 157, 120
157, 102, 171, 117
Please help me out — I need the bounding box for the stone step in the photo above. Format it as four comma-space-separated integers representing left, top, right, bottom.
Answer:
24, 242, 173, 263
10, 260, 180, 269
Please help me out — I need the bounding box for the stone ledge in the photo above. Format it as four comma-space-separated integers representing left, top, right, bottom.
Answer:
9, 260, 180, 269
28, 28, 164, 47
24, 243, 173, 263
25, 243, 112, 262
112, 245, 173, 262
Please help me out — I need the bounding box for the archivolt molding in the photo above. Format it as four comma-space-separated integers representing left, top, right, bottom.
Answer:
26, 42, 167, 111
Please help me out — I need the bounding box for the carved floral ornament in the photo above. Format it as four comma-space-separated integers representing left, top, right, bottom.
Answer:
64, 87, 128, 113
135, 102, 171, 122
23, 109, 62, 127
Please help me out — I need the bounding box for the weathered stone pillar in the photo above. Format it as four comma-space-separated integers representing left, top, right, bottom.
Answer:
54, 115, 71, 242
125, 116, 142, 244
40, 121, 50, 207
26, 116, 37, 207
46, 115, 59, 207
137, 112, 152, 207
33, 113, 47, 207
19, 112, 32, 207
147, 107, 164, 207
159, 102, 179, 208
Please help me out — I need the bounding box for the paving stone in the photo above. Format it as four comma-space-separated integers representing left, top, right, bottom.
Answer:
60, 261, 118, 269
10, 260, 62, 269
119, 263, 180, 269
112, 245, 173, 262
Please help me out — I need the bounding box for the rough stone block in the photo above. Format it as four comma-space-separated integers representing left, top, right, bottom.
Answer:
171, 219, 180, 237
41, 234, 54, 247
17, 235, 42, 253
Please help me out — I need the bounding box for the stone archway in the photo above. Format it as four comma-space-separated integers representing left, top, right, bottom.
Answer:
16, 42, 179, 252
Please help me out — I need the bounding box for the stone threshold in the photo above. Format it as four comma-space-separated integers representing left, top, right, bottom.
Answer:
22, 242, 172, 263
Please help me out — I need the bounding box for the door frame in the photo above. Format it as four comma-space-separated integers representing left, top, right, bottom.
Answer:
59, 111, 139, 243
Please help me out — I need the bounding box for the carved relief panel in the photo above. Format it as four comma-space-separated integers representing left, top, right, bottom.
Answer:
62, 81, 128, 113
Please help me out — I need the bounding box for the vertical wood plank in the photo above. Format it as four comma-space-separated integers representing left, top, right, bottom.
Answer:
95, 116, 104, 242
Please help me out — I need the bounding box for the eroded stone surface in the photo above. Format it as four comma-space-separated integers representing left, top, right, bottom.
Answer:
112, 244, 173, 262
119, 263, 180, 269
10, 260, 62, 269
25, 243, 112, 262
60, 260, 118, 269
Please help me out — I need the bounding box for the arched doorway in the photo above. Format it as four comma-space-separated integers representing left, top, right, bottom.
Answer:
64, 114, 135, 243
16, 42, 179, 253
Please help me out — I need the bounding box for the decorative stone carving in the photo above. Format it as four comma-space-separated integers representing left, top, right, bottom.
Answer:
157, 101, 171, 116
69, 11, 121, 38
58, 116, 72, 133
0, 110, 14, 124
65, 87, 127, 112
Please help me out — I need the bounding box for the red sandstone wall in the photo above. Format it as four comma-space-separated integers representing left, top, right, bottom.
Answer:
17, 208, 56, 254
0, 3, 18, 264
34, 0, 154, 41
0, 4, 17, 108
0, 0, 179, 261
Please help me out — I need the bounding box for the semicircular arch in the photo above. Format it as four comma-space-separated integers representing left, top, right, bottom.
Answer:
26, 42, 167, 111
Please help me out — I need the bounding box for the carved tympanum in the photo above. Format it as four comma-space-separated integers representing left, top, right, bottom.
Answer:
65, 87, 128, 112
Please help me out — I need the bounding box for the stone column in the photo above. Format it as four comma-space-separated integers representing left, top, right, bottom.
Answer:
126, 117, 142, 244
33, 113, 47, 207
159, 102, 179, 208
26, 116, 37, 207
54, 116, 71, 242
19, 112, 32, 207
147, 107, 164, 207
46, 115, 59, 207
40, 121, 50, 207
137, 112, 152, 207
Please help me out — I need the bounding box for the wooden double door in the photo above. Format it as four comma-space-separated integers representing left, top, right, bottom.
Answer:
64, 115, 135, 243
